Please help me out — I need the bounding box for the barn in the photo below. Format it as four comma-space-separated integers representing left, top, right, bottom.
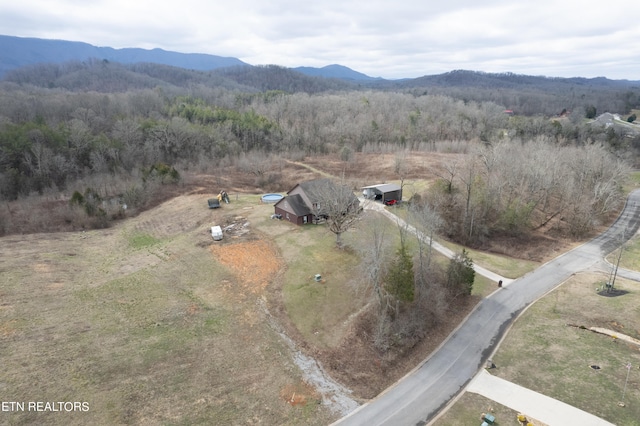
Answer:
361, 183, 402, 204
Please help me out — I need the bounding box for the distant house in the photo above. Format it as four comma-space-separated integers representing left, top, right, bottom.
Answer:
361, 183, 402, 204
274, 178, 359, 225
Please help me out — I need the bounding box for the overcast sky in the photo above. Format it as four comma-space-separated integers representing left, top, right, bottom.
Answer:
2, 0, 639, 80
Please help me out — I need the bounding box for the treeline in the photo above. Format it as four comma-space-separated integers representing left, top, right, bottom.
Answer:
395, 70, 640, 116
1, 81, 638, 202
2, 60, 353, 94
4, 60, 640, 117
422, 140, 630, 245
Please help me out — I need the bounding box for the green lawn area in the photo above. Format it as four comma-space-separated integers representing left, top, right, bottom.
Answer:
471, 273, 638, 425
437, 239, 539, 279
435, 393, 522, 426
611, 233, 640, 272
277, 225, 364, 348
442, 274, 640, 425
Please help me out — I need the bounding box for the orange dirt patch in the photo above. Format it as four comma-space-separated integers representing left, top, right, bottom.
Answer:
280, 381, 321, 407
210, 240, 282, 296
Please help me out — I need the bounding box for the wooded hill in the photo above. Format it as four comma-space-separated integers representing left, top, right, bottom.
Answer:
1, 55, 639, 242
4, 59, 640, 116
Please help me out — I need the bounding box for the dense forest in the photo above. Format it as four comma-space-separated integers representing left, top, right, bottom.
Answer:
1, 60, 639, 241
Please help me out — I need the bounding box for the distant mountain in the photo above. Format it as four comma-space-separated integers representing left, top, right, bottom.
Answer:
393, 69, 640, 91
6, 34, 638, 91
0, 35, 387, 82
3, 34, 639, 117
0, 34, 248, 77
293, 64, 381, 82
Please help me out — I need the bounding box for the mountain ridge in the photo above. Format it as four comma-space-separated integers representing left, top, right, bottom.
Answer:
0, 34, 248, 77
2, 34, 639, 91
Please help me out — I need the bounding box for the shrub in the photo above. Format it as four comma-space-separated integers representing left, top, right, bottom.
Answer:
142, 163, 180, 184
447, 249, 475, 296
70, 191, 85, 205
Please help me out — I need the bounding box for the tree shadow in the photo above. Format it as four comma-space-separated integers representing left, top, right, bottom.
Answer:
597, 288, 628, 297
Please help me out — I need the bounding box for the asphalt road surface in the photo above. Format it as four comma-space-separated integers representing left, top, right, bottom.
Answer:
337, 189, 640, 426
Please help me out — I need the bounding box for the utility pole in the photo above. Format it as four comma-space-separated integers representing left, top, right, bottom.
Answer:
607, 229, 627, 293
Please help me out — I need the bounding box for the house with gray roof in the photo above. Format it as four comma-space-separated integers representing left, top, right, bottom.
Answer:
274, 178, 359, 225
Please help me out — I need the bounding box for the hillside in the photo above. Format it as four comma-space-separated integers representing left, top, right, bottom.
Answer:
3, 35, 639, 94
4, 59, 639, 117
293, 64, 383, 81
0, 34, 247, 77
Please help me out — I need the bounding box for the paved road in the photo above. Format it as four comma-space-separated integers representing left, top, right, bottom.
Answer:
336, 190, 640, 426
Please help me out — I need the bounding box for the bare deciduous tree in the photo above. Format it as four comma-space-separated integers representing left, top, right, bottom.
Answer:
353, 213, 392, 307
409, 202, 443, 272
432, 138, 629, 244
306, 178, 361, 248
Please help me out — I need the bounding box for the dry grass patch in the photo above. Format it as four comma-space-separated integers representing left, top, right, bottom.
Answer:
490, 272, 640, 425
0, 194, 336, 426
615, 233, 640, 272
435, 393, 534, 426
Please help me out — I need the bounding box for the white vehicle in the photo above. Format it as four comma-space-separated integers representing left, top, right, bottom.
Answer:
211, 225, 223, 241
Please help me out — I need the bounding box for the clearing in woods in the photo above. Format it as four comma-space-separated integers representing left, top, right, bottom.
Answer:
0, 192, 337, 425
0, 152, 617, 425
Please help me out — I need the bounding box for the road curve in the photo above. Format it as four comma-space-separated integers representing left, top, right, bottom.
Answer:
335, 189, 640, 426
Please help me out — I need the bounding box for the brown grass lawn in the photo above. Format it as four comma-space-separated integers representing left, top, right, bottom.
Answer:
0, 194, 336, 426
441, 272, 640, 425
1, 152, 636, 425
435, 393, 531, 426
0, 152, 476, 425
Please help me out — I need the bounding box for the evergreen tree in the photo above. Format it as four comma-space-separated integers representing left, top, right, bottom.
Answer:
447, 249, 475, 296
384, 241, 415, 303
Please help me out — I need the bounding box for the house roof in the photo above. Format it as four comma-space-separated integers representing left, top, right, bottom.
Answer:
275, 193, 311, 216
290, 178, 334, 200
362, 183, 401, 192
282, 179, 359, 217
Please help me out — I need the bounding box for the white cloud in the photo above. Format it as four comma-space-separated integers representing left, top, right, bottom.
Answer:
1, 0, 638, 80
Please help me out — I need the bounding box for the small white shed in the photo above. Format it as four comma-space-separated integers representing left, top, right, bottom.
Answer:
211, 226, 223, 241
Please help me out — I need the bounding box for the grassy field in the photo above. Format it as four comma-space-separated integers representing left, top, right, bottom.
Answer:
278, 227, 363, 349
0, 186, 489, 426
0, 193, 336, 426
434, 393, 524, 426
442, 272, 640, 425
613, 232, 640, 272
2, 166, 637, 426
438, 238, 540, 279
